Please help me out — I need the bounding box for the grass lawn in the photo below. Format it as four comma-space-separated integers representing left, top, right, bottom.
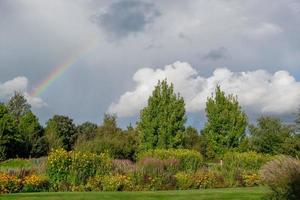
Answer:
1, 187, 267, 200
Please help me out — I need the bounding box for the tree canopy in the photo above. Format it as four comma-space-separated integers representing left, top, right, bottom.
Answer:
203, 86, 247, 157
137, 80, 186, 151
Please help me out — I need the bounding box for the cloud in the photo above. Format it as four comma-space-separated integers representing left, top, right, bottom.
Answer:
203, 47, 229, 61
0, 77, 46, 108
92, 0, 160, 38
108, 61, 300, 117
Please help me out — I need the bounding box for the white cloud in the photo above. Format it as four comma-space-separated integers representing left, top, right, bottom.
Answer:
0, 76, 46, 108
108, 61, 300, 117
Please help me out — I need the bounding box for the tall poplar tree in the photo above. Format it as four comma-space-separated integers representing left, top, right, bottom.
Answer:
203, 86, 247, 157
137, 80, 186, 151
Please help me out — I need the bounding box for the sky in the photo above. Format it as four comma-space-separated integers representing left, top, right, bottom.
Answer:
1, 0, 300, 128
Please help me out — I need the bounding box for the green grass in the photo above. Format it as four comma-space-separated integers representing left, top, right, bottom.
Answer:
1, 187, 267, 200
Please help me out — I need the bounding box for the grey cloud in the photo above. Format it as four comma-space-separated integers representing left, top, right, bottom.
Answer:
203, 47, 229, 61
92, 0, 160, 38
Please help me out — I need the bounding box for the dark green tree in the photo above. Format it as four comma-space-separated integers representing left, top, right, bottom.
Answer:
75, 114, 138, 160
249, 116, 294, 155
183, 126, 201, 150
295, 106, 300, 135
203, 86, 247, 157
75, 121, 98, 141
0, 104, 20, 160
7, 92, 31, 121
137, 80, 186, 151
45, 115, 76, 151
18, 112, 47, 157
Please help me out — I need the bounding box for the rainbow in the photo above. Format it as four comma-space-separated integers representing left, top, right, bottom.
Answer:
30, 40, 97, 97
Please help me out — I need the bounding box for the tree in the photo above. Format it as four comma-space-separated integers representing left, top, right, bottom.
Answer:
75, 114, 139, 160
203, 86, 247, 157
75, 122, 98, 141
0, 104, 20, 160
295, 106, 300, 135
45, 115, 76, 151
249, 116, 294, 155
7, 92, 31, 121
137, 80, 186, 151
18, 112, 47, 157
183, 126, 201, 150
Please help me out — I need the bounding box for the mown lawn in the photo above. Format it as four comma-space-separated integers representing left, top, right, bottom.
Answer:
1, 187, 267, 200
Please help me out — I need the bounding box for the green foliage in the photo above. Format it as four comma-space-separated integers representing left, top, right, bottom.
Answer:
137, 148, 203, 172
46, 149, 112, 189
260, 156, 300, 200
137, 80, 186, 151
22, 175, 50, 192
295, 106, 300, 135
222, 151, 272, 171
183, 126, 202, 150
18, 112, 47, 157
0, 104, 20, 160
46, 149, 72, 185
45, 115, 76, 151
175, 170, 224, 190
203, 86, 247, 158
249, 116, 294, 155
6, 92, 31, 122
75, 122, 97, 141
75, 114, 139, 160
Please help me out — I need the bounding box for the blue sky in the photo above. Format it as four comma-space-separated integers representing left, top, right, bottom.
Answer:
1, 0, 300, 128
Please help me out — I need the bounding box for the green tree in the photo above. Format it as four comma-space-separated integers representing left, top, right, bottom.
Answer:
249, 116, 294, 155
18, 112, 47, 157
203, 86, 247, 157
75, 114, 138, 160
137, 80, 186, 151
75, 122, 98, 141
45, 115, 76, 151
183, 126, 201, 150
7, 92, 31, 121
0, 104, 20, 160
295, 106, 300, 135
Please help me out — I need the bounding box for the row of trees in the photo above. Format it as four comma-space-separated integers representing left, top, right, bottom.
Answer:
1, 80, 300, 161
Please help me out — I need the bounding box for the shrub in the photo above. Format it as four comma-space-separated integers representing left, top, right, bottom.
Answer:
175, 172, 194, 190
85, 176, 103, 191
136, 157, 177, 190
112, 159, 136, 174
101, 174, 131, 191
193, 170, 219, 189
47, 149, 72, 185
260, 156, 300, 200
46, 149, 112, 189
69, 151, 111, 185
241, 172, 260, 187
222, 151, 272, 171
137, 149, 203, 171
22, 175, 50, 192
0, 172, 22, 193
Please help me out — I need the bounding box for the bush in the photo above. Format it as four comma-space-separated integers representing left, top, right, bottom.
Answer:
22, 175, 50, 192
135, 157, 177, 190
112, 159, 136, 174
193, 170, 220, 189
101, 174, 131, 191
241, 172, 260, 187
0, 172, 21, 193
47, 149, 72, 185
69, 151, 111, 185
260, 156, 300, 200
137, 149, 203, 172
175, 172, 194, 190
222, 151, 272, 171
46, 149, 112, 189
